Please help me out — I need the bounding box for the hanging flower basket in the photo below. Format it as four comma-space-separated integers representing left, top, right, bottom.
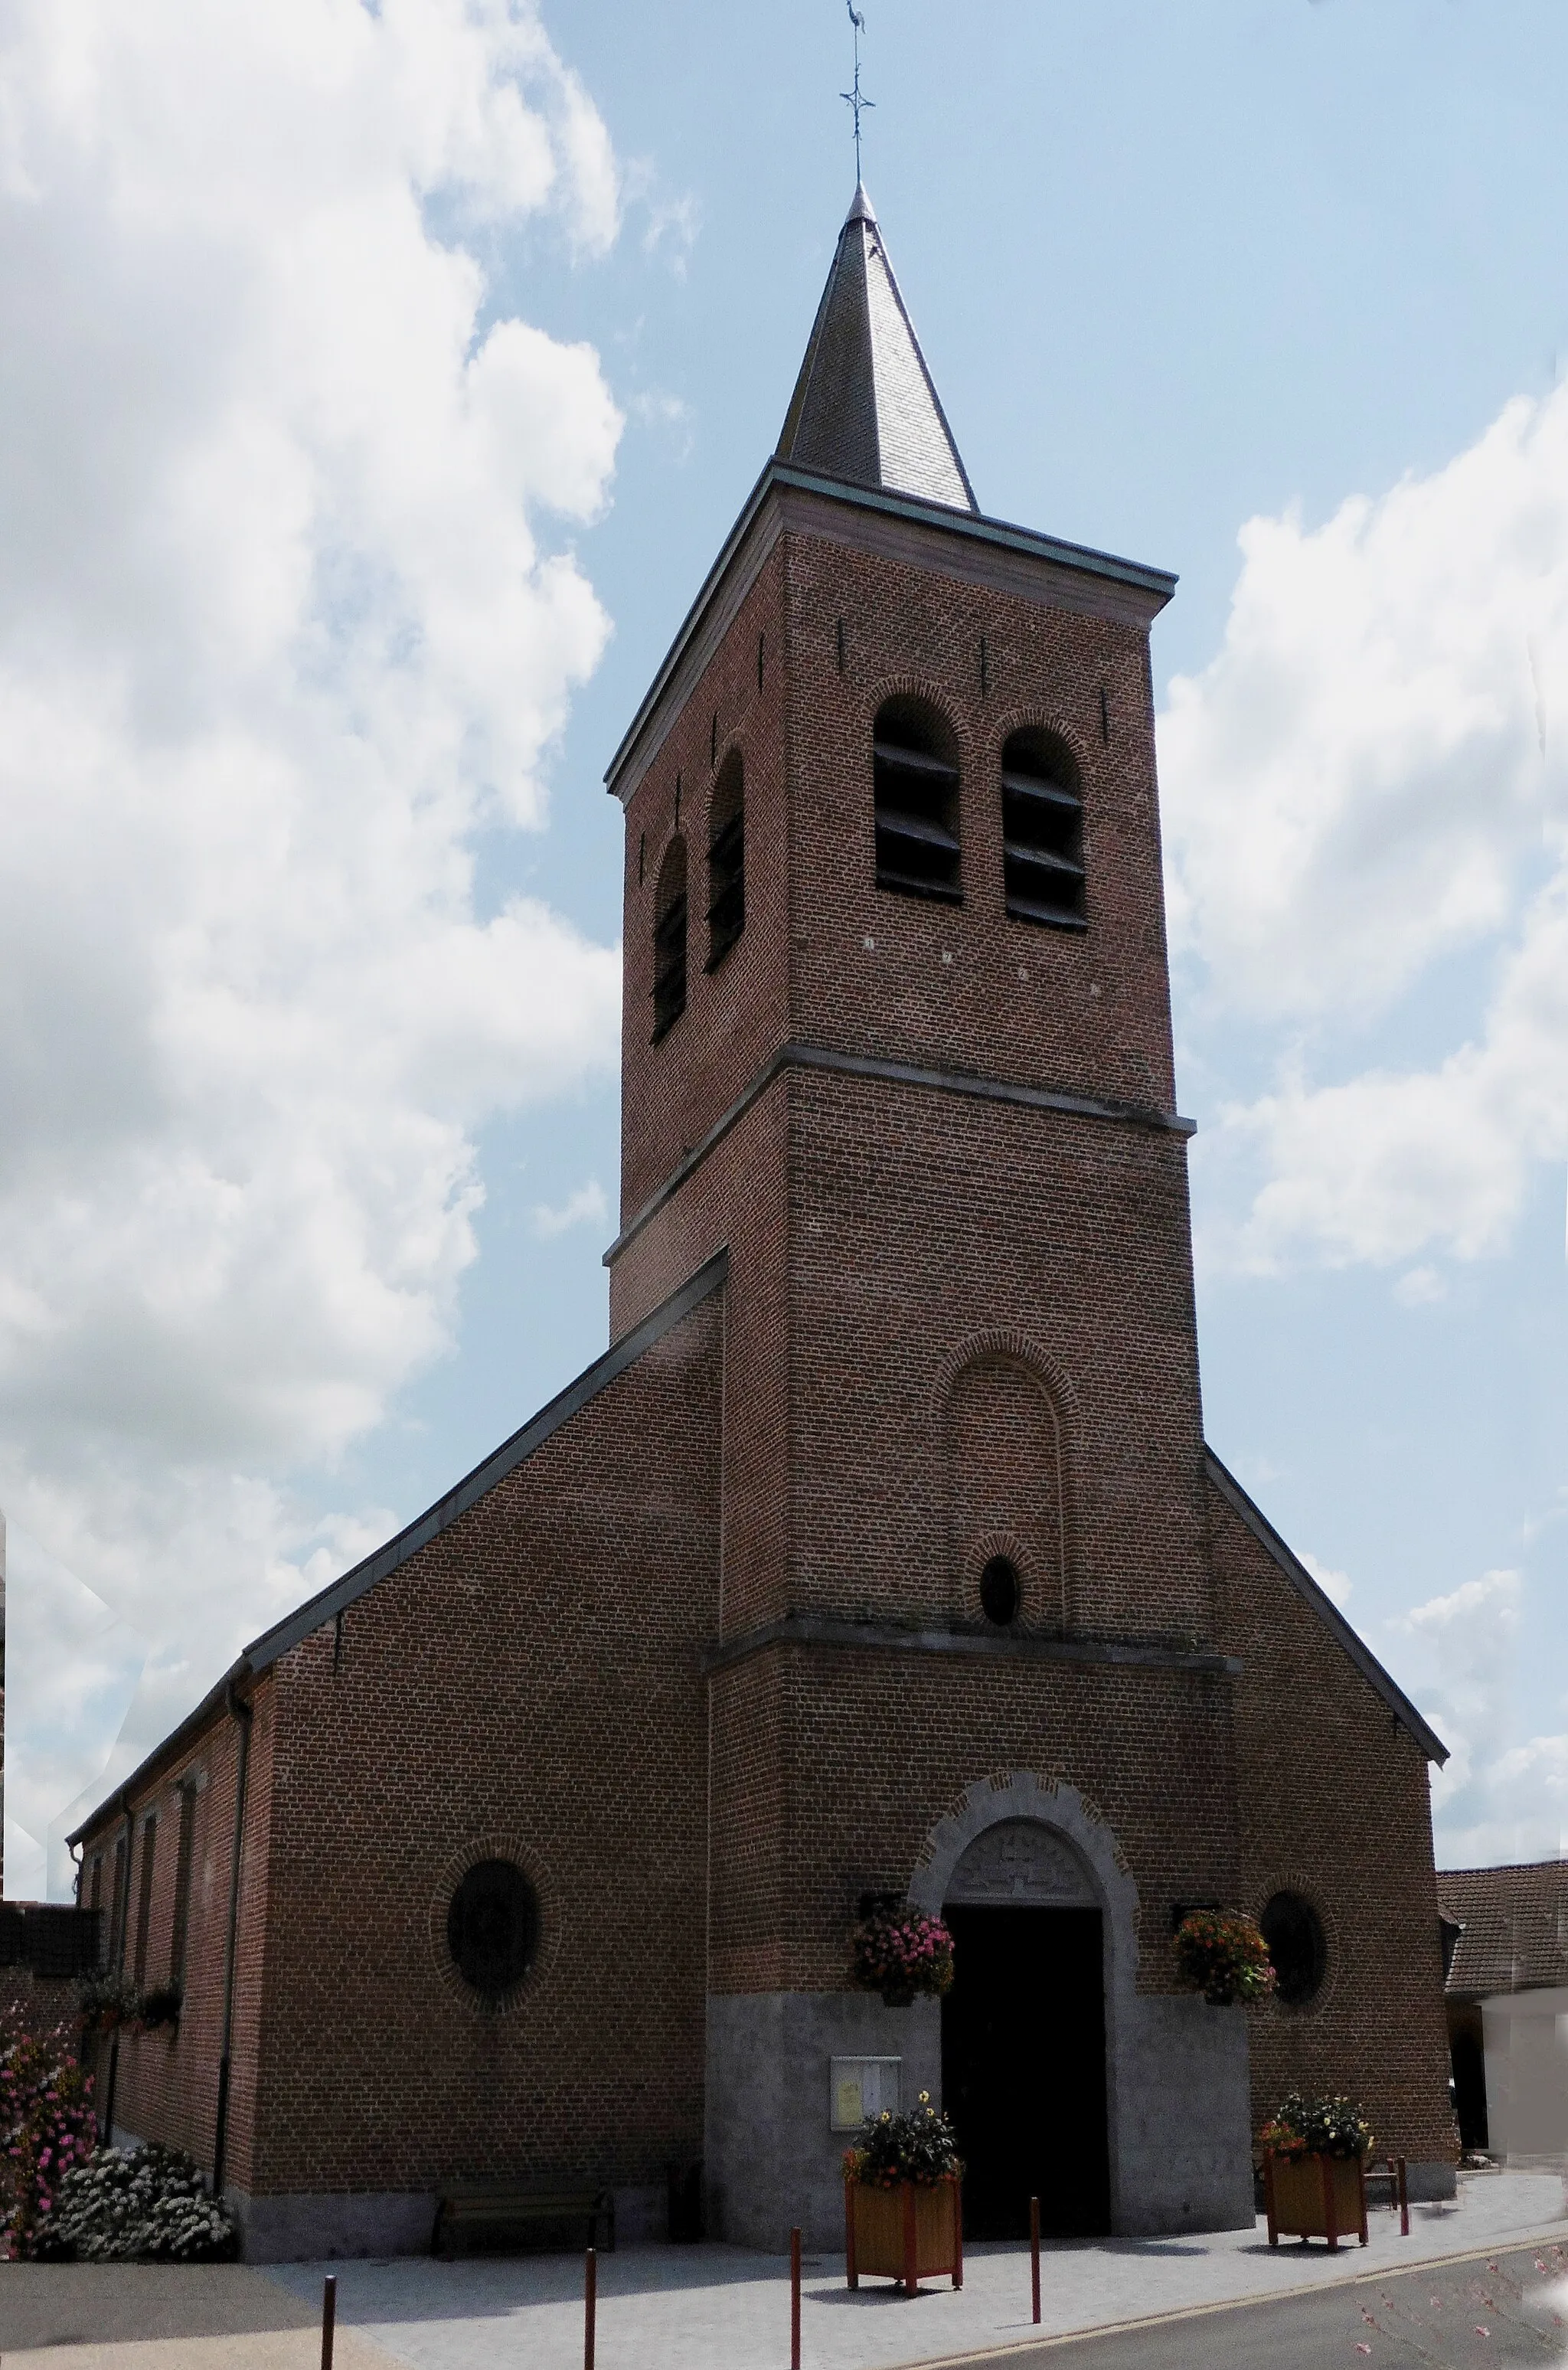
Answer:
849, 1909, 955, 2007
1172, 1910, 1276, 2006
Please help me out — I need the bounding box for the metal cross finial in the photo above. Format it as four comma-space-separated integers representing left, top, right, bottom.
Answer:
841, 2, 874, 181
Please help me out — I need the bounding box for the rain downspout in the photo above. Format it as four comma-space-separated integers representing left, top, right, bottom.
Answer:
211, 1681, 253, 2199
100, 1790, 135, 2145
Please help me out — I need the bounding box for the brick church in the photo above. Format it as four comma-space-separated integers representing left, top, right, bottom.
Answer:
70, 185, 1456, 2259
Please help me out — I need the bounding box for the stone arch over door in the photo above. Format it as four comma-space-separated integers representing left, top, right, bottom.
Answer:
908, 1773, 1138, 1992
905, 1773, 1253, 2238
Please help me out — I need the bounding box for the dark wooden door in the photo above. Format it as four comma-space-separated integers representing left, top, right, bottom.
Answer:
940, 1904, 1110, 2238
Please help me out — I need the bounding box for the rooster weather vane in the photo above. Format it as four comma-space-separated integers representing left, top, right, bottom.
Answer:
841, 2, 874, 181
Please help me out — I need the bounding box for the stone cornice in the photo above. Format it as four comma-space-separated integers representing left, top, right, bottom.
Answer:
701, 1610, 1240, 1680
605, 1040, 1194, 1267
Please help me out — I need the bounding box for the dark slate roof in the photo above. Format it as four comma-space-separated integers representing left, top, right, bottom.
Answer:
1439, 1861, 1568, 1997
776, 183, 977, 512
1204, 1449, 1449, 1764
67, 1251, 728, 1846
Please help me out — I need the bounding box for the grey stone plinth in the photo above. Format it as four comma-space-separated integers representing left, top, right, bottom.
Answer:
229, 2186, 438, 2260
1110, 1995, 1256, 2233
230, 2179, 669, 2260
705, 1992, 942, 2251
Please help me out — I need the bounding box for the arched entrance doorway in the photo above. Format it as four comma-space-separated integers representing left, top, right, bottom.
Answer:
940, 1819, 1111, 2238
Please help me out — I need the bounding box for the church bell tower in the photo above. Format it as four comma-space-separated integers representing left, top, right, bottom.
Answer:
602, 187, 1250, 2247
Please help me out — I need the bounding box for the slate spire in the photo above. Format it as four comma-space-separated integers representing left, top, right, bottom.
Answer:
776, 185, 978, 514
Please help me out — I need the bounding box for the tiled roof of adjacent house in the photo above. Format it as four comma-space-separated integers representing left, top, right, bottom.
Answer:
1439, 1859, 1568, 1996
776, 183, 977, 512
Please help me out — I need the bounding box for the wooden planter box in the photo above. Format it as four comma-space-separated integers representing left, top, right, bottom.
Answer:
1263, 2151, 1368, 2249
844, 2175, 963, 2293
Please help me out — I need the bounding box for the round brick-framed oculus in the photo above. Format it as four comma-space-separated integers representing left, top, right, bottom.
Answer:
443, 1858, 541, 2002
978, 1554, 1021, 1626
1260, 1888, 1327, 2007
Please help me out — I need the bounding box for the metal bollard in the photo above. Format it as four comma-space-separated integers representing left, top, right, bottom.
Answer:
791, 2224, 802, 2370
321, 2273, 337, 2370
1398, 2156, 1410, 2238
1030, 2195, 1040, 2324
585, 2244, 596, 2370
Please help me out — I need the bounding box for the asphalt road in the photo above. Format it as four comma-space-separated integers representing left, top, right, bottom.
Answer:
950, 2239, 1568, 2369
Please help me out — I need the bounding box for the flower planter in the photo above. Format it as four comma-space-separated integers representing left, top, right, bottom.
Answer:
1263, 2151, 1368, 2249
844, 2175, 962, 2293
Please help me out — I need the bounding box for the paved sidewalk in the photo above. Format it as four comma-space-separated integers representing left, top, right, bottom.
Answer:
259, 2170, 1568, 2370
0, 2260, 398, 2369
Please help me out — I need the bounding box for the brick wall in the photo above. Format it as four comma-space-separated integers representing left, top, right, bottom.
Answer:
614, 514, 1177, 1278
80, 1692, 270, 2175
710, 1643, 1240, 1998
78, 1286, 725, 2202
1210, 1478, 1455, 2164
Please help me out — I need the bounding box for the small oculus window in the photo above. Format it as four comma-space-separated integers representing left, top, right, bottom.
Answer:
652, 836, 688, 1041
1260, 1890, 1327, 2006
706, 753, 745, 969
978, 1554, 1021, 1627
1001, 727, 1085, 929
447, 1858, 541, 1999
874, 696, 962, 903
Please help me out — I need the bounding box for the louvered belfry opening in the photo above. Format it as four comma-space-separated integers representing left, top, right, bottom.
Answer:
652, 836, 688, 1040
1001, 727, 1086, 929
706, 752, 745, 969
873, 695, 962, 901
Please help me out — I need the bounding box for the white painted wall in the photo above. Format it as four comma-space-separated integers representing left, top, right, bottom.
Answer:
1481, 1986, 1568, 2161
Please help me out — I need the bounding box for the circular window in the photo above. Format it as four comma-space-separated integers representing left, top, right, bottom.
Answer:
979, 1555, 1021, 1626
446, 1858, 541, 1999
1260, 1890, 1327, 2006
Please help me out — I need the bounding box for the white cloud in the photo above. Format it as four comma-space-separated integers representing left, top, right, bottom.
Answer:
0, 0, 626, 1891
1435, 1729, 1568, 1869
1163, 379, 1568, 1277
1393, 1265, 1448, 1307
1299, 1550, 1352, 1607
530, 1178, 609, 1239
1377, 1570, 1563, 1862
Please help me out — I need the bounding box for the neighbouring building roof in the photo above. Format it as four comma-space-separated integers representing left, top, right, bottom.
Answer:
1439, 1860, 1568, 1997
776, 182, 977, 512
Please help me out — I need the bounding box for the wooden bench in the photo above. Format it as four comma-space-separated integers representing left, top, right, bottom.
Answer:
1363, 2156, 1410, 2234
433, 2182, 616, 2259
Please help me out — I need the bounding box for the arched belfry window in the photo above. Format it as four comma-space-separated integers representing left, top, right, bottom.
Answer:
652, 836, 688, 1041
874, 696, 961, 902
707, 753, 745, 969
1001, 727, 1086, 929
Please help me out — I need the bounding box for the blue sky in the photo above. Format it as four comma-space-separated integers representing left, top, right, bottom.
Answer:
2, 0, 1565, 1891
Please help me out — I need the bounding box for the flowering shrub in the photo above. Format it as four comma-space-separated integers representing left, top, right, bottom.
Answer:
843, 2091, 963, 2189
33, 2143, 238, 2261
1173, 1910, 1276, 2006
850, 1909, 955, 2006
1259, 2092, 1374, 2162
0, 2029, 99, 2259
